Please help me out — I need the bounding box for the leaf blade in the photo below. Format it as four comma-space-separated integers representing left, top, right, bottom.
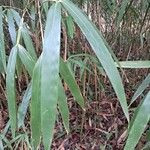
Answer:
60, 58, 85, 109
0, 7, 6, 72
7, 10, 17, 45
129, 74, 150, 106
6, 46, 18, 137
58, 79, 70, 133
31, 57, 42, 149
125, 92, 150, 150
17, 83, 32, 128
116, 61, 150, 69
18, 45, 36, 76
41, 3, 61, 149
62, 0, 129, 121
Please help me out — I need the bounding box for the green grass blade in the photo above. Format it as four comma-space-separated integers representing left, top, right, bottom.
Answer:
42, 1, 49, 14
0, 59, 4, 73
41, 3, 61, 150
124, 92, 150, 150
7, 10, 17, 45
60, 58, 85, 109
31, 57, 42, 149
16, 54, 23, 78
6, 46, 18, 137
0, 138, 4, 150
129, 74, 150, 106
30, 6, 36, 30
116, 0, 129, 26
18, 45, 36, 76
116, 61, 150, 68
10, 9, 21, 27
0, 7, 6, 72
0, 135, 13, 149
21, 29, 37, 61
17, 83, 32, 128
62, 0, 129, 121
69, 58, 92, 76
58, 79, 70, 133
66, 15, 74, 39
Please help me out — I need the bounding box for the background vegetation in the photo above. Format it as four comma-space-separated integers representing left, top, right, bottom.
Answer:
0, 0, 150, 149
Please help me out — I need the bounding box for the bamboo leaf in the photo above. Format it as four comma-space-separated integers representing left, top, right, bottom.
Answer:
0, 138, 4, 150
58, 79, 70, 133
41, 3, 61, 150
62, 0, 129, 121
66, 15, 74, 39
10, 9, 21, 27
16, 54, 23, 78
30, 6, 36, 30
116, 61, 150, 68
116, 0, 129, 26
21, 29, 37, 61
18, 45, 36, 76
6, 46, 18, 137
18, 83, 32, 128
0, 7, 6, 72
31, 57, 42, 149
0, 59, 3, 73
129, 74, 150, 106
7, 10, 17, 45
60, 58, 85, 109
124, 92, 150, 150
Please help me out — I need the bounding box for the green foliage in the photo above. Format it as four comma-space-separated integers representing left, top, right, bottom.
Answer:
0, 0, 149, 149
0, 7, 6, 72
31, 57, 42, 149
62, 0, 129, 121
58, 79, 70, 133
66, 15, 75, 39
125, 92, 150, 150
60, 58, 85, 109
6, 46, 18, 137
40, 3, 61, 149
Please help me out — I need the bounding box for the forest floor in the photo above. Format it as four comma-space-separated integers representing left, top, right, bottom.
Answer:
51, 70, 149, 150
50, 46, 150, 150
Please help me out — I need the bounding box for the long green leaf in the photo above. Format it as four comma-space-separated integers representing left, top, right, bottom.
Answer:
116, 61, 150, 68
41, 3, 61, 150
16, 54, 23, 78
0, 138, 4, 150
21, 29, 37, 61
18, 45, 36, 76
66, 15, 74, 39
0, 58, 3, 73
6, 46, 18, 137
0, 7, 6, 72
60, 58, 85, 109
124, 92, 150, 150
62, 0, 129, 121
10, 9, 21, 27
58, 79, 70, 133
18, 83, 32, 128
7, 10, 17, 45
116, 0, 129, 26
129, 74, 150, 106
31, 57, 42, 149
